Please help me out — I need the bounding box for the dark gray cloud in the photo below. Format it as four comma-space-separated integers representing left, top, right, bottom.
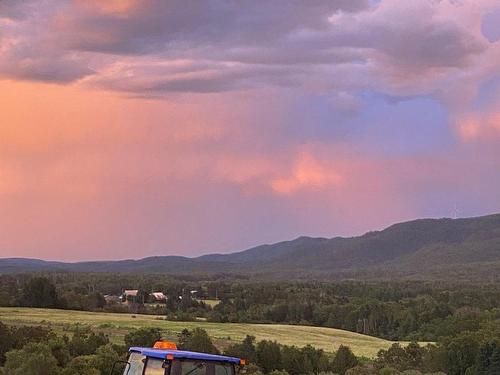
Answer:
0, 48, 93, 83
0, 0, 42, 20
331, 9, 485, 70
0, 0, 92, 82
88, 60, 306, 94
58, 0, 371, 54
0, 0, 497, 98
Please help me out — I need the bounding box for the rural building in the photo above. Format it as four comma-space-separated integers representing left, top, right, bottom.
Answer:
122, 289, 139, 304
150, 292, 166, 302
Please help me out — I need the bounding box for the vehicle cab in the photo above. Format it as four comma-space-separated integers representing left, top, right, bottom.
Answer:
114, 341, 246, 375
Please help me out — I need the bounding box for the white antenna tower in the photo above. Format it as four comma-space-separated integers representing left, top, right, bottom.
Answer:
453, 202, 458, 219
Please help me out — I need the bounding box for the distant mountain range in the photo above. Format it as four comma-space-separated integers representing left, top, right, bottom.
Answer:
2, 213, 500, 281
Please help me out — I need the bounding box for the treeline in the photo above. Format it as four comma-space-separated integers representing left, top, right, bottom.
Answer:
1, 321, 499, 375
0, 322, 118, 374
207, 283, 500, 342
224, 329, 500, 375
2, 274, 500, 342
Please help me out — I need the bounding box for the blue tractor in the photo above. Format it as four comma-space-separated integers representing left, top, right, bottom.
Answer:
112, 341, 247, 375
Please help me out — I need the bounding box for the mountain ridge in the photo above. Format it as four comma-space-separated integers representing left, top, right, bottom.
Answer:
2, 213, 500, 281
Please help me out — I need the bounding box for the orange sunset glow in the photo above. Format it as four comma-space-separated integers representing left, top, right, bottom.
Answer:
1, 0, 500, 261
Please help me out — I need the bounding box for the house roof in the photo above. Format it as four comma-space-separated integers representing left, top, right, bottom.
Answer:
151, 292, 166, 299
124, 289, 138, 296
129, 347, 241, 364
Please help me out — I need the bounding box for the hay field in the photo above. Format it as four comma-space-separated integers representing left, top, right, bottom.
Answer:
0, 307, 411, 358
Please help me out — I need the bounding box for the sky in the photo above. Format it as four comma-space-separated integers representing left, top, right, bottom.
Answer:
0, 0, 500, 261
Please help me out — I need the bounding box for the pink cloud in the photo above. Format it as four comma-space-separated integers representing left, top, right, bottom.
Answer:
271, 152, 344, 195
457, 112, 500, 141
76, 0, 142, 16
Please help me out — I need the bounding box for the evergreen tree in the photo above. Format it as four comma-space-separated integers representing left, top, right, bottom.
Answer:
256, 340, 282, 373
331, 345, 359, 375
179, 328, 219, 354
21, 277, 59, 308
240, 335, 257, 362
178, 329, 192, 349
487, 343, 500, 375
0, 322, 13, 365
281, 346, 303, 375
225, 335, 256, 363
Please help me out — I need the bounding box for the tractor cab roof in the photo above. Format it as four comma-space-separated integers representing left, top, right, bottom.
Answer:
129, 347, 242, 364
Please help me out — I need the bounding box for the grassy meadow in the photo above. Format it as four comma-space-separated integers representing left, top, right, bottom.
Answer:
0, 307, 422, 358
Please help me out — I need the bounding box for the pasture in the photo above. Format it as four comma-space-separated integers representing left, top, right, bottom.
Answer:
0, 307, 411, 358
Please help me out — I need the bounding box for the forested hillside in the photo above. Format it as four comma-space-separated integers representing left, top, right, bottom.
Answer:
1, 213, 500, 281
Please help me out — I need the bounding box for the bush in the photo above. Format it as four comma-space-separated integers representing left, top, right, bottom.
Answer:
3, 342, 61, 375
268, 371, 289, 375
49, 337, 71, 367
61, 356, 99, 375
124, 327, 161, 348
93, 344, 121, 374
68, 326, 109, 357
178, 328, 219, 354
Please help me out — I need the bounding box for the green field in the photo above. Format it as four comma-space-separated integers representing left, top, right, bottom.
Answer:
0, 307, 412, 358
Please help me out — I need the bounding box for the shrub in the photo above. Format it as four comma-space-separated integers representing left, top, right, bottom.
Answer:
124, 327, 162, 348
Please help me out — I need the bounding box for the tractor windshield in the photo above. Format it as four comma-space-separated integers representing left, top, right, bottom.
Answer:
122, 352, 167, 375
121, 354, 236, 375
144, 358, 167, 375
123, 352, 144, 375
172, 359, 235, 375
